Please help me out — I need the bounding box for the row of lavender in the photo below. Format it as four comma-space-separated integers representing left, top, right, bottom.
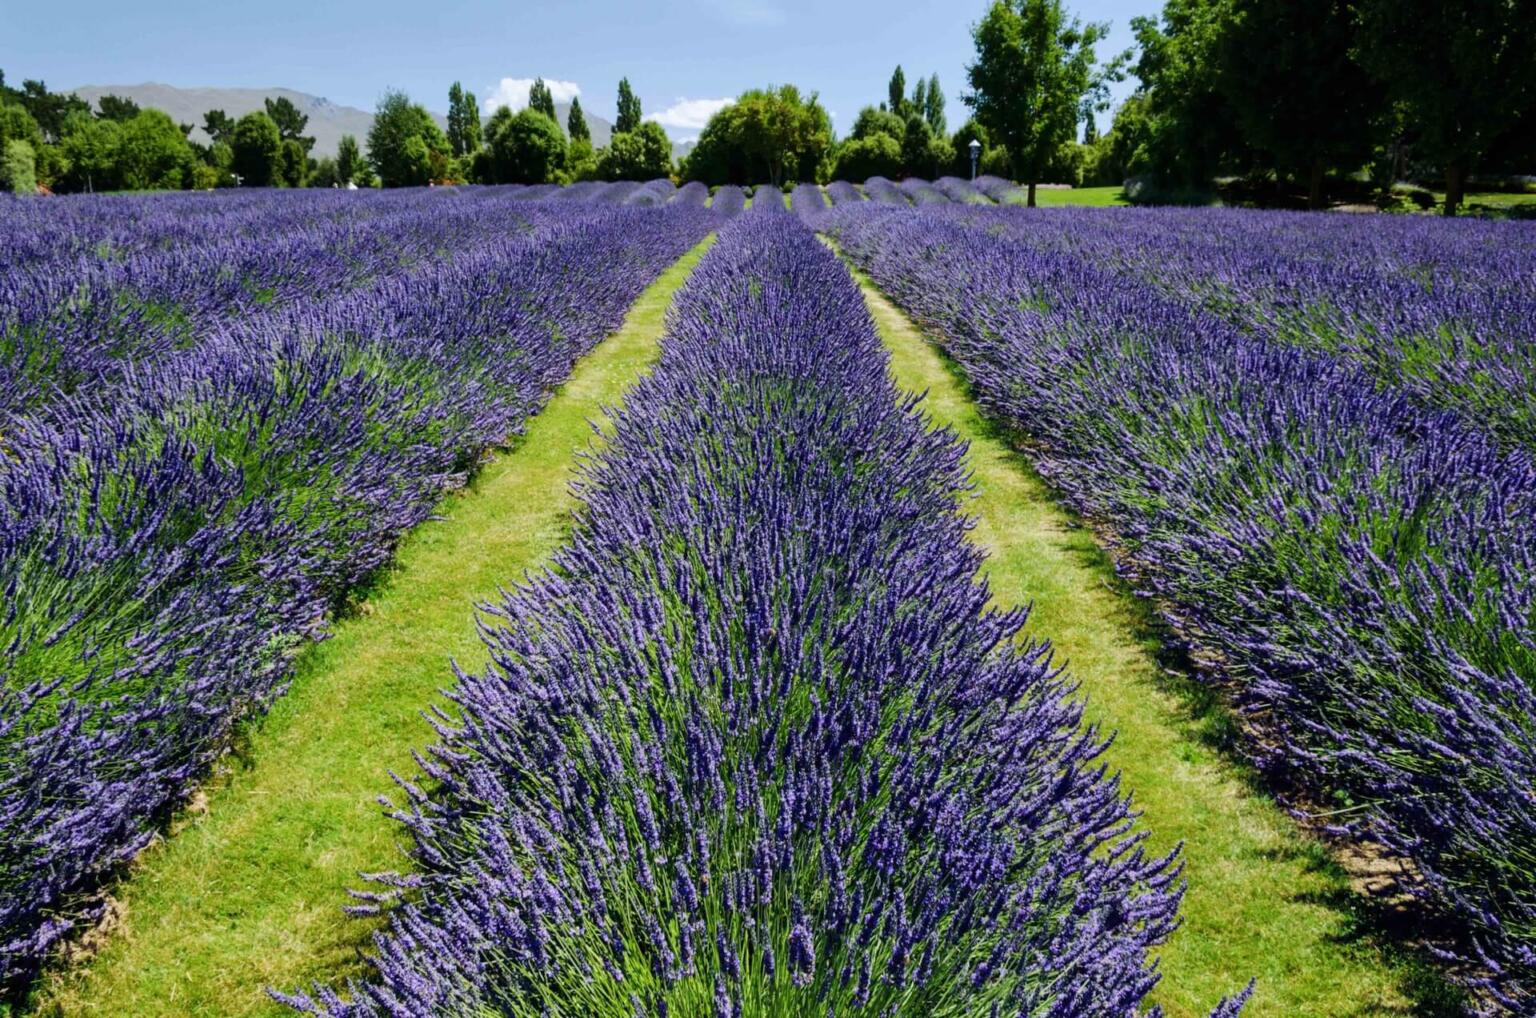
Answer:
280, 213, 1249, 1016
826, 204, 1536, 1010
0, 191, 713, 991
955, 206, 1536, 457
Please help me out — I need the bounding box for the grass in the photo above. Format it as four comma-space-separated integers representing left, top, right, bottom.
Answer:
27, 235, 716, 1018
1023, 185, 1130, 207
843, 254, 1462, 1018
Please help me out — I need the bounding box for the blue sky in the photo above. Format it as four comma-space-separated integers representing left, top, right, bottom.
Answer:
2, 0, 1153, 141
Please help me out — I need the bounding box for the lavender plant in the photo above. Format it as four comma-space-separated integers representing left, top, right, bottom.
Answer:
827, 203, 1536, 1011
281, 214, 1246, 1018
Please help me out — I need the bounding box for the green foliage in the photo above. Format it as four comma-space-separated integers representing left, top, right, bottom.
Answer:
203, 108, 235, 144
834, 132, 902, 181
566, 136, 598, 180
850, 105, 905, 143
479, 106, 567, 184
681, 85, 831, 186
336, 133, 361, 186
567, 96, 590, 143
278, 137, 309, 188
95, 93, 140, 122
1356, 0, 1536, 215
0, 75, 89, 142
2, 138, 36, 193
887, 65, 907, 115
527, 78, 557, 121
948, 116, 990, 176
0, 102, 43, 160
923, 72, 946, 135
966, 0, 1117, 204
231, 110, 282, 187
367, 89, 450, 187
446, 82, 482, 157
116, 109, 195, 189
264, 96, 315, 154
57, 109, 121, 190
615, 77, 642, 134
598, 121, 671, 180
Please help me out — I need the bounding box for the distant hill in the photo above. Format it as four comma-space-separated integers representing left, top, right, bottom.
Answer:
67, 83, 616, 158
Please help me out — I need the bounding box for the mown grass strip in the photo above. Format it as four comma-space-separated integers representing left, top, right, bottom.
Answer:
29, 236, 716, 1018
843, 254, 1458, 1018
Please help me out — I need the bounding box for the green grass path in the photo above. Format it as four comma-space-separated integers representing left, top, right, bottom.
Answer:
32, 236, 716, 1018
848, 260, 1453, 1018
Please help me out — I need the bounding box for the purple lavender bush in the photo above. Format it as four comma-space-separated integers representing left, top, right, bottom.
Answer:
0, 191, 713, 992
863, 176, 909, 205
827, 202, 1536, 1011
710, 185, 746, 218
280, 214, 1248, 1018
790, 182, 826, 226
825, 180, 865, 206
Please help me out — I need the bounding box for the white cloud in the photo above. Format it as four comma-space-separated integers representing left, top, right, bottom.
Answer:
646, 97, 733, 131
481, 77, 582, 115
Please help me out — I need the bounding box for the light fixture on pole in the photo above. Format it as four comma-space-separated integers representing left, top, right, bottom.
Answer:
968, 138, 981, 181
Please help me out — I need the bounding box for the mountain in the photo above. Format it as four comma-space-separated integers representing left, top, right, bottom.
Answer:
67, 84, 616, 158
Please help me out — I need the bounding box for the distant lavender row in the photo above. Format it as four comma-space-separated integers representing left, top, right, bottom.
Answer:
747, 183, 787, 214
827, 203, 1536, 1010
282, 212, 1247, 1018
0, 196, 713, 991
791, 182, 826, 225
710, 184, 746, 218
958, 205, 1536, 455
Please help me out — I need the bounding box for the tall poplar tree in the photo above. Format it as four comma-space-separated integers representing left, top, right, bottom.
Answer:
567, 96, 591, 142
616, 77, 642, 133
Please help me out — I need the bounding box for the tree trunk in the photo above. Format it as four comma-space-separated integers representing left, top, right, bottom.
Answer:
1308, 157, 1325, 211
1027, 181, 1037, 207
1443, 159, 1465, 217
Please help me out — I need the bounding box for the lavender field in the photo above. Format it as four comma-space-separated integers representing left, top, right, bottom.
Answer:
3, 182, 1533, 1017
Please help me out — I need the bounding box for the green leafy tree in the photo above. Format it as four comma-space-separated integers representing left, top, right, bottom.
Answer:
58, 110, 122, 190
887, 65, 907, 115
966, 0, 1119, 205
447, 82, 481, 156
117, 109, 195, 189
96, 93, 140, 122
1128, 0, 1245, 189
567, 96, 590, 143
336, 133, 361, 185
901, 112, 933, 174
597, 120, 671, 180
912, 77, 929, 125
278, 137, 309, 187
567, 136, 598, 180
0, 102, 43, 157
264, 96, 315, 153
367, 89, 451, 186
1210, 0, 1380, 207
684, 87, 832, 185
528, 78, 557, 121
231, 110, 282, 186
3, 77, 88, 141
2, 138, 36, 193
616, 77, 642, 133
924, 73, 946, 135
480, 106, 567, 183
203, 109, 236, 144
850, 105, 906, 144
833, 132, 903, 180
1357, 0, 1536, 215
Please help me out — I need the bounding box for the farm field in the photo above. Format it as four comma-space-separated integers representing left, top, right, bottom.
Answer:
1, 180, 1532, 1018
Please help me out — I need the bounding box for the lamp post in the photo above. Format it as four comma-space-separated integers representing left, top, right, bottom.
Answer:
968, 138, 981, 181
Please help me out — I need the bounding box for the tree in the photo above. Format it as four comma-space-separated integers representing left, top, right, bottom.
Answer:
1356, 0, 1536, 215
447, 82, 481, 156
58, 110, 122, 190
231, 110, 282, 186
966, 0, 1119, 205
480, 106, 567, 183
116, 109, 195, 189
96, 93, 140, 122
850, 105, 906, 144
681, 85, 832, 186
2, 139, 35, 193
887, 66, 907, 115
567, 96, 591, 143
913, 77, 929, 126
367, 89, 451, 187
924, 73, 946, 135
278, 137, 309, 187
264, 96, 315, 153
336, 133, 361, 185
4, 77, 88, 141
597, 120, 671, 180
203, 109, 236, 144
616, 77, 642, 134
833, 132, 902, 181
528, 78, 557, 121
